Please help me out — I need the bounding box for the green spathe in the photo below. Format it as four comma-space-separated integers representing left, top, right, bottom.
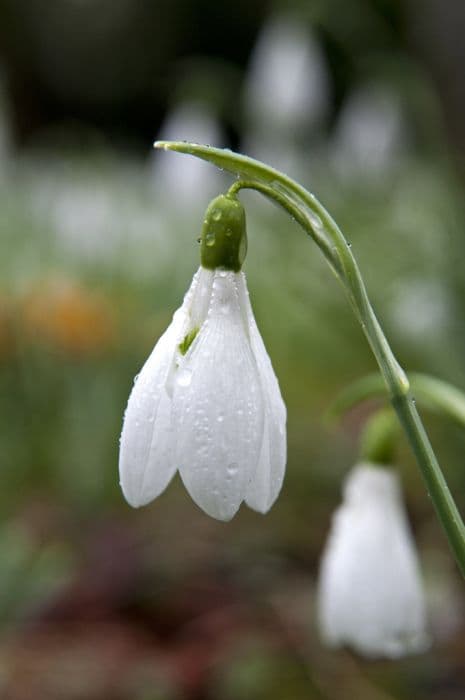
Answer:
200, 193, 247, 271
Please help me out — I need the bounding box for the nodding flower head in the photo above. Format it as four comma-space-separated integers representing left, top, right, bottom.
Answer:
317, 463, 430, 658
118, 193, 286, 521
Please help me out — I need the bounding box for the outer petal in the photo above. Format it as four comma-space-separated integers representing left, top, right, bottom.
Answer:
173, 271, 264, 521
119, 272, 200, 507
237, 274, 287, 513
317, 463, 429, 658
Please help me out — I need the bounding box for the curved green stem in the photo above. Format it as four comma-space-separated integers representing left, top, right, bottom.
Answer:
227, 179, 344, 279
154, 141, 465, 577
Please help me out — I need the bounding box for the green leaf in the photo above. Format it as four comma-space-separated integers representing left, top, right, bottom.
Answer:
329, 372, 465, 430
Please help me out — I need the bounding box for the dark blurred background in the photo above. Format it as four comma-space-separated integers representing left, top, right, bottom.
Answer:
1, 1, 465, 699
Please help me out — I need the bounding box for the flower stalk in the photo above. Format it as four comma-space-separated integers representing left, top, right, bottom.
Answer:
154, 140, 465, 577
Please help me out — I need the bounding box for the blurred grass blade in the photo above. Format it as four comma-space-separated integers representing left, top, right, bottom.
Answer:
329, 372, 465, 428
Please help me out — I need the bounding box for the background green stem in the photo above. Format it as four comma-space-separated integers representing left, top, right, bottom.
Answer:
155, 141, 465, 577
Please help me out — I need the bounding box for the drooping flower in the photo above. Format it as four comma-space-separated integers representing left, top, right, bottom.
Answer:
317, 463, 429, 658
119, 193, 286, 521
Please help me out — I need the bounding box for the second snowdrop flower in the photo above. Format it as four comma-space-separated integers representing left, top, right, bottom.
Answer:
317, 463, 429, 658
119, 192, 286, 521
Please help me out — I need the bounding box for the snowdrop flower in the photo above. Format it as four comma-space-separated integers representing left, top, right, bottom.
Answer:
119, 193, 286, 521
317, 463, 429, 658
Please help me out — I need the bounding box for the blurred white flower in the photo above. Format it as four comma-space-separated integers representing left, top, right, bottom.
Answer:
317, 463, 429, 658
151, 100, 225, 208
243, 14, 330, 133
119, 266, 286, 521
242, 14, 330, 176
388, 277, 452, 344
331, 85, 407, 179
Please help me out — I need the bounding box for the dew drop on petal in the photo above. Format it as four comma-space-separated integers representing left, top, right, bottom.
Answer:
176, 367, 193, 387
227, 462, 238, 476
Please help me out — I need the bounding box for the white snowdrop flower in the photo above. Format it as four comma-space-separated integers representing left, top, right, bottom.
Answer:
119, 193, 286, 521
317, 463, 430, 658
243, 14, 330, 133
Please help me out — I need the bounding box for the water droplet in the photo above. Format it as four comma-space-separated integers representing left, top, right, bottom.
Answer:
206, 232, 216, 247
218, 269, 227, 278
227, 462, 238, 476
212, 210, 222, 221
176, 368, 192, 387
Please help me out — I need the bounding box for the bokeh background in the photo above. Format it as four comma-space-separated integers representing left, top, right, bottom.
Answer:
1, 1, 465, 698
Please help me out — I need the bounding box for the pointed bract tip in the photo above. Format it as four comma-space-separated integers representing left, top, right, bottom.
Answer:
153, 139, 174, 150
153, 140, 199, 153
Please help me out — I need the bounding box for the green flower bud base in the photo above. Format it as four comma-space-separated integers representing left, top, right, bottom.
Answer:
200, 193, 247, 272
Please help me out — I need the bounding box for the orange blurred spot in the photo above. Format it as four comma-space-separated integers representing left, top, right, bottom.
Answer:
21, 279, 116, 356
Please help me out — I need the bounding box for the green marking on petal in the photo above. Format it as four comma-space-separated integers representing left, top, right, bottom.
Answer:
178, 327, 199, 356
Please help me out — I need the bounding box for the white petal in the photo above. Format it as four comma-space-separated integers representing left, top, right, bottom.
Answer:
236, 274, 287, 513
317, 463, 430, 658
173, 271, 264, 521
119, 272, 201, 507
